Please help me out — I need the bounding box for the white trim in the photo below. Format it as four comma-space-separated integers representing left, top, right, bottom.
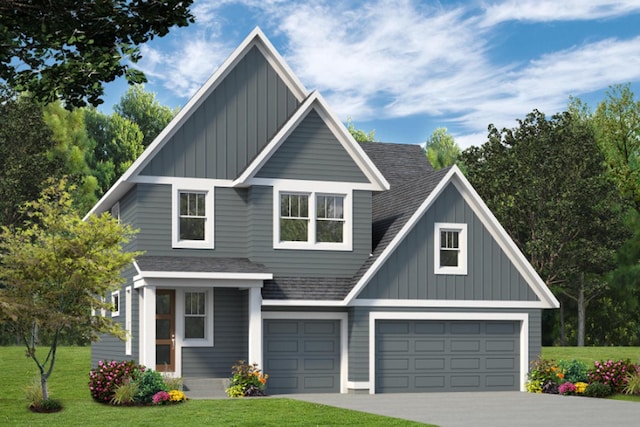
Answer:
111, 290, 120, 317
273, 186, 353, 251
248, 288, 263, 367
136, 271, 272, 281
125, 286, 132, 355
345, 166, 559, 309
175, 288, 214, 348
262, 299, 344, 307
86, 27, 309, 218
262, 311, 349, 393
132, 175, 234, 187
368, 312, 529, 394
351, 299, 554, 308
139, 286, 156, 371
172, 185, 214, 249
110, 202, 120, 223
248, 177, 381, 191
233, 92, 389, 191
347, 381, 370, 390
434, 222, 467, 275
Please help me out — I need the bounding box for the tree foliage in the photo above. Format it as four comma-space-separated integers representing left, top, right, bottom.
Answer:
461, 109, 627, 345
114, 84, 177, 147
425, 127, 460, 169
0, 0, 194, 107
346, 118, 377, 142
0, 179, 139, 400
593, 83, 640, 214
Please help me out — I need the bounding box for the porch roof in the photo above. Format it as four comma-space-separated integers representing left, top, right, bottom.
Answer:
262, 277, 352, 300
134, 256, 272, 281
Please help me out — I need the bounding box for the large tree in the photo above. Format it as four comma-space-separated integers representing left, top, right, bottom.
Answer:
593, 83, 640, 214
0, 1, 194, 107
0, 179, 139, 402
425, 127, 460, 169
114, 84, 177, 147
461, 110, 627, 345
346, 118, 377, 142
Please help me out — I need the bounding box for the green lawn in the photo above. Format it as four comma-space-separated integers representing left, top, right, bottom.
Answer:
542, 346, 640, 365
0, 346, 430, 426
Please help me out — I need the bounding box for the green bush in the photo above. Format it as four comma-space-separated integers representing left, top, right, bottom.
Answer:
558, 359, 589, 383
111, 379, 139, 405
24, 377, 44, 408
226, 360, 268, 397
584, 382, 613, 398
526, 356, 562, 394
135, 369, 168, 404
623, 368, 640, 395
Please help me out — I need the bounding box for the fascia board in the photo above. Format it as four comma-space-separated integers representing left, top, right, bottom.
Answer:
86, 27, 308, 217
344, 166, 559, 309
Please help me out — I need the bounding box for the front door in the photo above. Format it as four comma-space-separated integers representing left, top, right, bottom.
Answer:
156, 290, 175, 372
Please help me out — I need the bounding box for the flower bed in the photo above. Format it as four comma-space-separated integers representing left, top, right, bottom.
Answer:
526, 356, 640, 397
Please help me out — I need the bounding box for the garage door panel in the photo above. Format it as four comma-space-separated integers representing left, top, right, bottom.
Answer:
264, 319, 340, 394
378, 321, 410, 334
376, 320, 519, 393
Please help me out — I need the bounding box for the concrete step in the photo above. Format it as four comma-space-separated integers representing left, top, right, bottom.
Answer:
182, 377, 229, 400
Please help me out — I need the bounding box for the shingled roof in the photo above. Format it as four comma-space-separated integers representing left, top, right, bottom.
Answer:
262, 277, 353, 300
136, 256, 270, 274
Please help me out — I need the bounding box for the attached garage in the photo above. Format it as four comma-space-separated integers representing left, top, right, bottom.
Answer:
375, 319, 521, 393
263, 318, 342, 394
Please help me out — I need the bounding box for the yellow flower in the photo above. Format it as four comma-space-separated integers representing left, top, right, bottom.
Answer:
168, 389, 186, 402
575, 382, 588, 394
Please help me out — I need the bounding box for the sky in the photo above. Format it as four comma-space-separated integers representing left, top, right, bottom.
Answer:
102, 0, 640, 149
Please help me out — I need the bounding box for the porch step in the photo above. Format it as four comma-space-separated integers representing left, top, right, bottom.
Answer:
182, 378, 229, 400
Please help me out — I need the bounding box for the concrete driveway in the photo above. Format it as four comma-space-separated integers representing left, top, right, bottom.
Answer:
283, 392, 639, 426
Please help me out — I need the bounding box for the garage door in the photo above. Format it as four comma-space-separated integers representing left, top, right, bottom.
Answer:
376, 320, 520, 393
263, 319, 340, 394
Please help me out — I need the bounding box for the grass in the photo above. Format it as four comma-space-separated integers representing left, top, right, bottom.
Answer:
0, 346, 429, 426
542, 346, 640, 402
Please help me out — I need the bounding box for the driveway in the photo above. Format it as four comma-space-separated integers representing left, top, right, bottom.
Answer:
284, 392, 639, 426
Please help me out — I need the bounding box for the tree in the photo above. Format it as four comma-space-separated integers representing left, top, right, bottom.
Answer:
425, 127, 460, 169
84, 108, 145, 195
0, 87, 62, 228
346, 118, 376, 142
461, 110, 627, 345
593, 84, 640, 214
0, 179, 139, 402
0, 1, 194, 107
114, 85, 177, 147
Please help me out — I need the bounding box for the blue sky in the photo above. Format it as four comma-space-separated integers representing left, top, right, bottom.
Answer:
102, 0, 640, 148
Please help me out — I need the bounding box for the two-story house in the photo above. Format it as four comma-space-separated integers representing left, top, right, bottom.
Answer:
89, 28, 559, 394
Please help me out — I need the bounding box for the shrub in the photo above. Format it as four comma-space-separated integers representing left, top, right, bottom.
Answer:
24, 377, 44, 408
226, 360, 269, 397
588, 359, 635, 393
584, 382, 613, 398
135, 369, 168, 404
526, 357, 562, 394
33, 398, 63, 413
558, 359, 589, 383
623, 367, 640, 395
89, 360, 144, 403
575, 382, 588, 394
164, 376, 183, 391
152, 390, 171, 405
111, 379, 139, 405
558, 382, 576, 395
168, 389, 187, 403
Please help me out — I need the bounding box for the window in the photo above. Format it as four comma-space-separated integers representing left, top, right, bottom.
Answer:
275, 189, 351, 250
184, 291, 206, 339
172, 186, 214, 249
111, 202, 120, 223
434, 223, 467, 275
111, 290, 120, 317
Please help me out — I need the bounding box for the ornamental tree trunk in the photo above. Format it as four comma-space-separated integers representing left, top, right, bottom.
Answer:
577, 273, 586, 347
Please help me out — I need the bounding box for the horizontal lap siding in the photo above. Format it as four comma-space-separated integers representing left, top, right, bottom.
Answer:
140, 46, 299, 179
358, 184, 537, 302
248, 186, 371, 276
135, 184, 248, 257
182, 288, 248, 377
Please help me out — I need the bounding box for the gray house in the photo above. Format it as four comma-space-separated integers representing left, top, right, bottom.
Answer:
90, 27, 559, 394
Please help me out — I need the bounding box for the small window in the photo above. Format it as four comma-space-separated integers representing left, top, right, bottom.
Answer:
280, 193, 309, 242
111, 290, 120, 317
179, 192, 206, 241
111, 202, 120, 223
184, 291, 206, 339
434, 223, 467, 275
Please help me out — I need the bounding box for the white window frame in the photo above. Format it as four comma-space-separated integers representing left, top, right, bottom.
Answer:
434, 222, 467, 275
175, 288, 214, 347
111, 290, 120, 317
111, 202, 120, 223
273, 184, 352, 251
172, 183, 214, 249
125, 286, 132, 355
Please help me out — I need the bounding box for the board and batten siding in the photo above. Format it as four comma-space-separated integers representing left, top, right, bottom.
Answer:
133, 184, 248, 257
256, 110, 369, 183
247, 186, 372, 276
140, 46, 299, 180
358, 183, 538, 301
182, 288, 248, 377
346, 307, 542, 386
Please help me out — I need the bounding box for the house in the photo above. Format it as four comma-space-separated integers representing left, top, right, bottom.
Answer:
89, 27, 559, 394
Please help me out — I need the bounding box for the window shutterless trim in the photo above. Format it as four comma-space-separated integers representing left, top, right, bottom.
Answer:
434, 222, 467, 275
172, 184, 214, 249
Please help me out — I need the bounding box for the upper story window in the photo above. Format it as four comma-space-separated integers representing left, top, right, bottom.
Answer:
434, 223, 467, 275
172, 185, 214, 249
111, 290, 120, 317
274, 186, 351, 251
